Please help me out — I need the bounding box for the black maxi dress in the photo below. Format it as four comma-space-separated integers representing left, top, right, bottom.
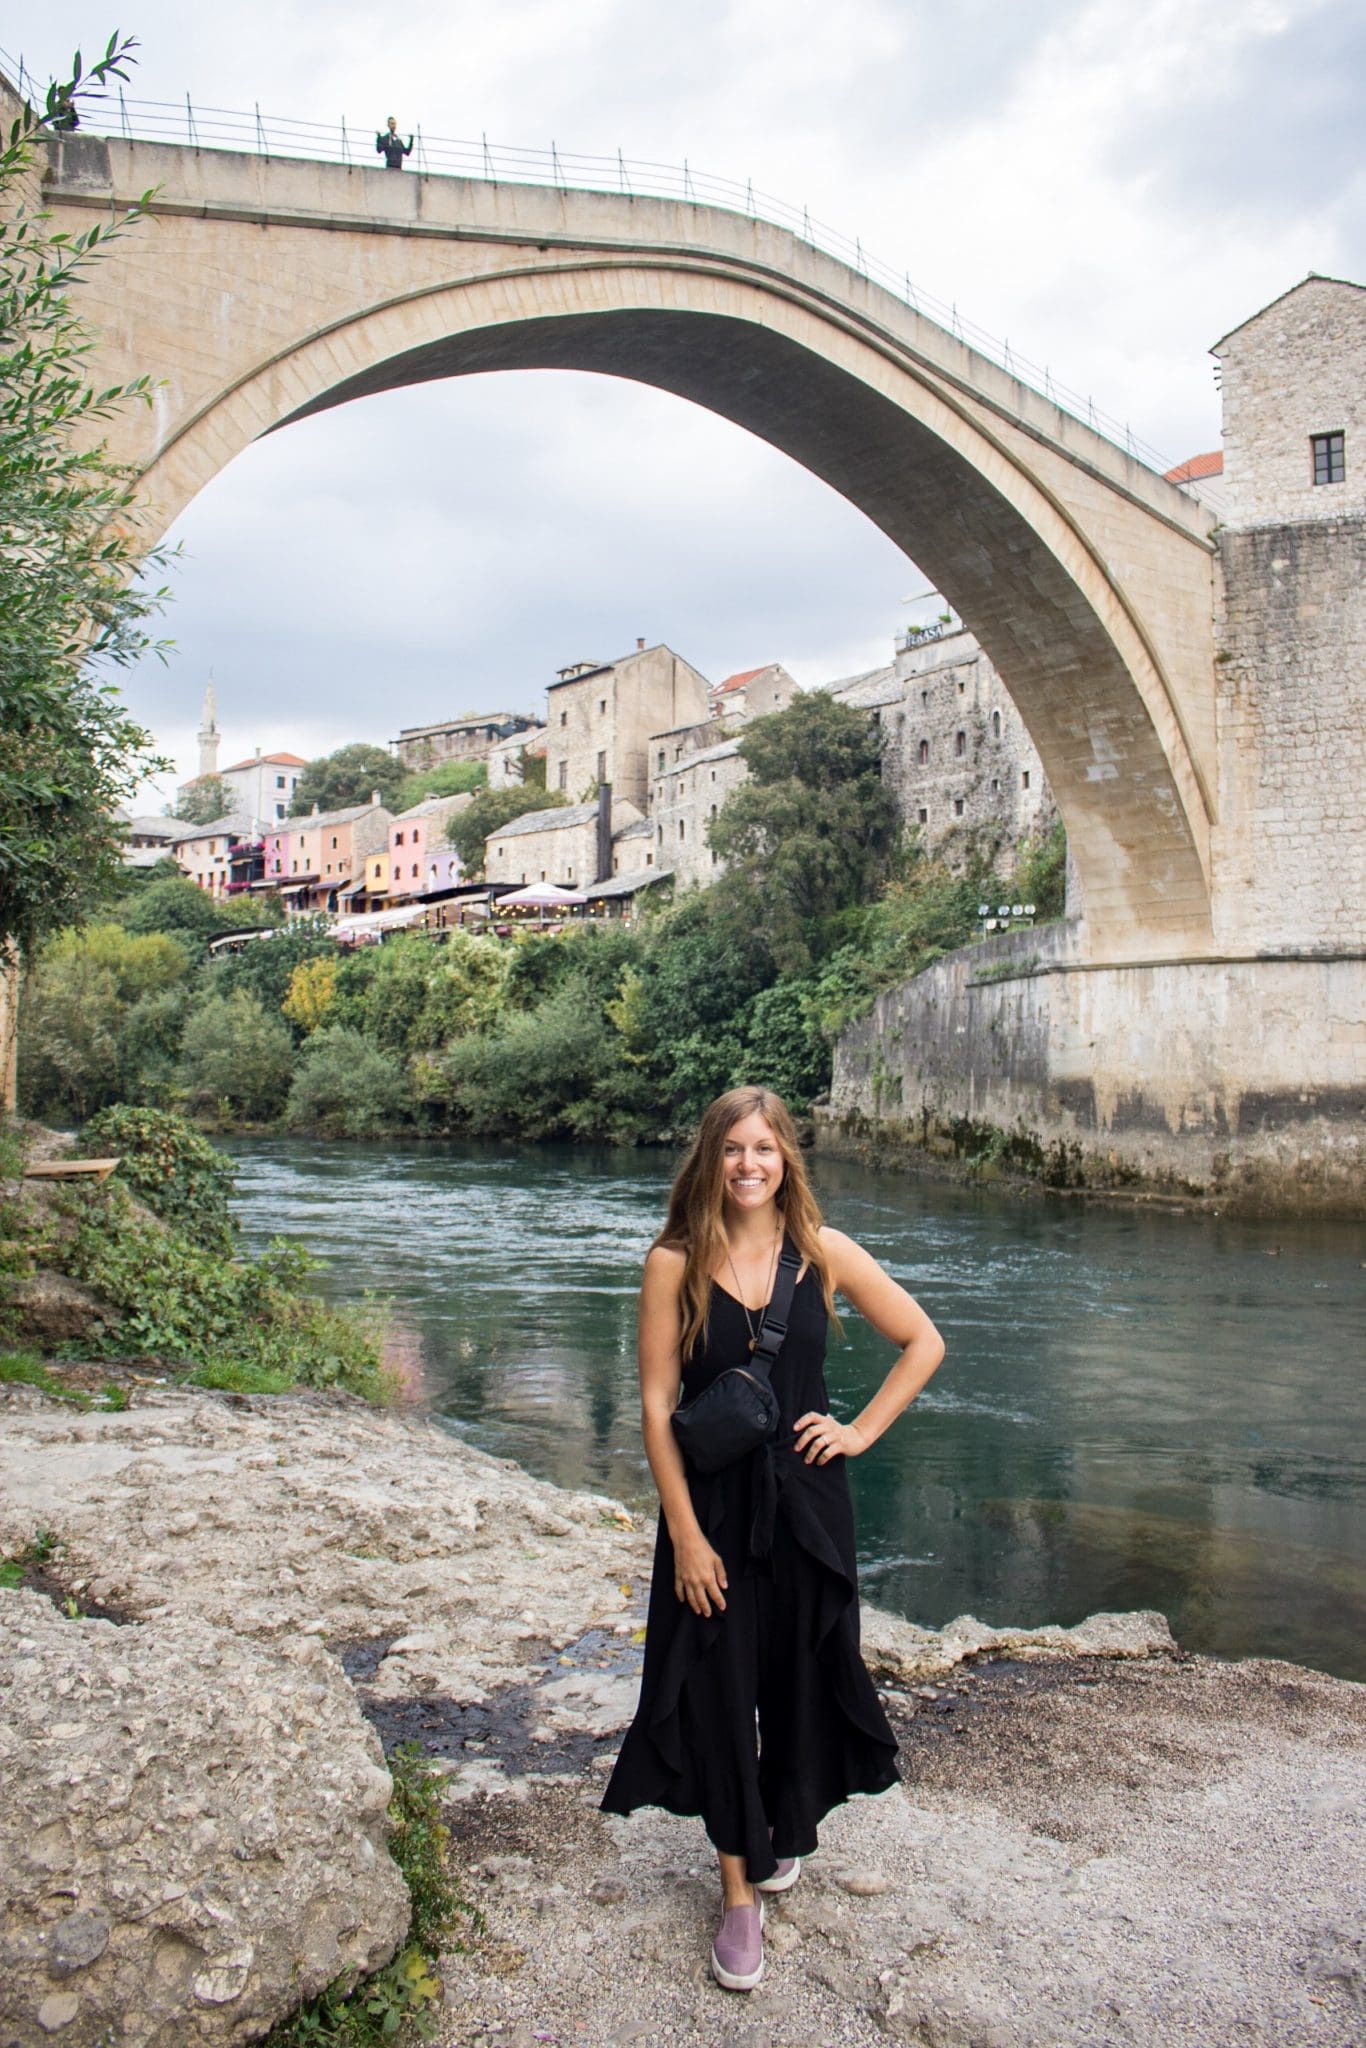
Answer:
600, 1269, 898, 1882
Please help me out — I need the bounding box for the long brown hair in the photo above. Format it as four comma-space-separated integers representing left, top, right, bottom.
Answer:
655, 1086, 837, 1360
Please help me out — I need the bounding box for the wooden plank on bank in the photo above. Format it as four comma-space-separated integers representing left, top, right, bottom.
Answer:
22, 1158, 122, 1183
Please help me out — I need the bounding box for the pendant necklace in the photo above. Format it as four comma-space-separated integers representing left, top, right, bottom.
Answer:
723, 1223, 781, 1354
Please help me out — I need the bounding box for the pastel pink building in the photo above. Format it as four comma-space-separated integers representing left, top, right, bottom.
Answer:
387, 794, 469, 899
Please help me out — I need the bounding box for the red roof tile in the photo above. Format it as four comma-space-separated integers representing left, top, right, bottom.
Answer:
222, 751, 309, 771
712, 666, 770, 695
1163, 451, 1223, 485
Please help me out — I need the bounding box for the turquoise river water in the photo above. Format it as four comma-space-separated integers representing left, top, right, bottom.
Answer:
225, 1137, 1366, 1682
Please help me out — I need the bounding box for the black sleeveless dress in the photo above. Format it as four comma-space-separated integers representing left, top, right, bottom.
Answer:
600, 1270, 898, 1881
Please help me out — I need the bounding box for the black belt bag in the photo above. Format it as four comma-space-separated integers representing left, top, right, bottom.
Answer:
670, 1239, 800, 1475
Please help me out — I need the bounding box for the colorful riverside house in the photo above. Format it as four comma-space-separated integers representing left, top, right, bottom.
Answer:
271, 796, 394, 915
338, 844, 392, 916
172, 813, 249, 897
388, 794, 470, 900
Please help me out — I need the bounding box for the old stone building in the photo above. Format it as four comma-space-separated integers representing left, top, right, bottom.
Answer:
651, 737, 747, 888
708, 662, 798, 721
393, 711, 538, 774
833, 624, 1053, 864
483, 798, 644, 888
1207, 274, 1366, 953
544, 643, 711, 811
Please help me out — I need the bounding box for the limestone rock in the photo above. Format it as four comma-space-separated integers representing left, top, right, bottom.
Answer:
861, 1605, 1175, 1685
0, 1589, 410, 2045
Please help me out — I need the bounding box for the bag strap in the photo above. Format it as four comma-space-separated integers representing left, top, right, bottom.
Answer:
748, 1235, 802, 1372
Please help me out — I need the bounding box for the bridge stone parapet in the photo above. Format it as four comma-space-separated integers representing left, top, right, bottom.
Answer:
40, 127, 1222, 965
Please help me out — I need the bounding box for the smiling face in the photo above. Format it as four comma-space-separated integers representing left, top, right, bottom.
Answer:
721, 1111, 787, 1217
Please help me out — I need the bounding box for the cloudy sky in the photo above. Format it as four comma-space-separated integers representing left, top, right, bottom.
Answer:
20, 0, 1366, 804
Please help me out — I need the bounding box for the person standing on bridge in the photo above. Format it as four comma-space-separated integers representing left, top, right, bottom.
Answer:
375, 116, 412, 169
601, 1085, 944, 1992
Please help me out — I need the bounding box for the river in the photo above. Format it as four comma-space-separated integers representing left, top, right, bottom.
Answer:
224, 1137, 1366, 1682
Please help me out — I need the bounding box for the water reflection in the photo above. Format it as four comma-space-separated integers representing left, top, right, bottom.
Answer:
224, 1137, 1366, 1680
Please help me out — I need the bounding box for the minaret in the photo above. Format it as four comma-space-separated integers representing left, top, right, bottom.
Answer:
198, 680, 220, 778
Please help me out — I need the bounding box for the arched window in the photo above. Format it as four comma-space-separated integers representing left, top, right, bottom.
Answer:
955, 730, 966, 758
918, 739, 929, 765
992, 709, 1002, 740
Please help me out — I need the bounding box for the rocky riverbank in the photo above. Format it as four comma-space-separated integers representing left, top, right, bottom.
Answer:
2, 1380, 1362, 2046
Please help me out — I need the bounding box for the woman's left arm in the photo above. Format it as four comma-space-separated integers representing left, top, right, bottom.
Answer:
793, 1227, 945, 1466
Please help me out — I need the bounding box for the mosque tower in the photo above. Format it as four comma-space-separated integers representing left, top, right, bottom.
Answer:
197, 679, 220, 778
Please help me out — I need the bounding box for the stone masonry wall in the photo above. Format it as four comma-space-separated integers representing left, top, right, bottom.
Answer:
1211, 516, 1366, 951
1215, 278, 1366, 528
822, 927, 1366, 1215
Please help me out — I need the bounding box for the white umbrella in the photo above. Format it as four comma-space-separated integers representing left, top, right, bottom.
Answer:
496, 882, 589, 908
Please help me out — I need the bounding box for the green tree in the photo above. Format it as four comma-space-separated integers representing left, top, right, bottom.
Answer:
122, 873, 276, 945
285, 1026, 411, 1137
281, 955, 337, 1035
709, 692, 901, 972
288, 742, 405, 817
175, 990, 295, 1121
0, 37, 170, 963
208, 916, 333, 1025
17, 923, 193, 1120
171, 774, 234, 826
391, 757, 487, 813
445, 786, 568, 875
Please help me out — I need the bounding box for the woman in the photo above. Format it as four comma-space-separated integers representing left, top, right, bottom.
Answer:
601, 1086, 944, 1992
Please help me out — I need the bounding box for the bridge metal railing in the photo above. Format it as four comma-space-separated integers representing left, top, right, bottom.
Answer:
3, 47, 1184, 478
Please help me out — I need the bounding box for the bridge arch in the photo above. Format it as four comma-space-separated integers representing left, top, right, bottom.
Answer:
45, 137, 1218, 959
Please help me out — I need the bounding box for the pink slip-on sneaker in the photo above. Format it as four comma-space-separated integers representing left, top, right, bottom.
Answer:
711, 1894, 764, 1991
756, 1855, 801, 1893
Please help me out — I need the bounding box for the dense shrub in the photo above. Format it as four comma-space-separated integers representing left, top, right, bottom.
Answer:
285, 1027, 412, 1137
281, 955, 338, 1035
176, 990, 295, 1122
55, 1180, 389, 1398
83, 1106, 237, 1255
414, 985, 646, 1141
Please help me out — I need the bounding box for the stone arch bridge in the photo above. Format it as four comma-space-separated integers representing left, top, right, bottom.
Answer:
43, 127, 1221, 964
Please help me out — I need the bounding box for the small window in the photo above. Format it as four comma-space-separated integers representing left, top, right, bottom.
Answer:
992, 710, 1002, 739
395, 831, 404, 846
955, 730, 966, 758
599, 698, 607, 715
918, 739, 929, 765
871, 708, 881, 725
558, 762, 568, 791
411, 863, 419, 879
657, 825, 663, 846
331, 835, 338, 849
597, 750, 607, 782
953, 797, 964, 818
275, 803, 284, 820
958, 679, 965, 694
657, 749, 665, 772
679, 820, 686, 840
917, 806, 928, 825
991, 777, 1000, 795
276, 774, 285, 789
646, 853, 653, 867
921, 689, 929, 707
1312, 431, 1345, 485
710, 770, 716, 783
559, 710, 568, 727
413, 828, 420, 845
1022, 770, 1031, 790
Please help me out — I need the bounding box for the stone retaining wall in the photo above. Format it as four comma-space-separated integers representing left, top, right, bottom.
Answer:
822, 924, 1366, 1215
